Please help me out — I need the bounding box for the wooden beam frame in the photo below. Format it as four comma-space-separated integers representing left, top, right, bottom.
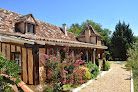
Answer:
32, 44, 39, 85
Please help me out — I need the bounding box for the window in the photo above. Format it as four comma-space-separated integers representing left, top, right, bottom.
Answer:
11, 52, 21, 68
27, 23, 34, 33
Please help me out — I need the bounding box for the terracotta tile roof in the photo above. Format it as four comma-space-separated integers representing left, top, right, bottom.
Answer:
0, 8, 76, 41
0, 8, 107, 49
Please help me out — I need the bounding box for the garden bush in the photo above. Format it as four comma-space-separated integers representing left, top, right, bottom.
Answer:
0, 55, 21, 92
102, 59, 110, 71
85, 62, 99, 79
125, 42, 138, 91
125, 43, 138, 69
79, 66, 91, 82
132, 69, 138, 92
40, 45, 86, 92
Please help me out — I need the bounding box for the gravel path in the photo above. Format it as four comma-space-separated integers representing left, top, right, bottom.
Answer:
79, 62, 131, 92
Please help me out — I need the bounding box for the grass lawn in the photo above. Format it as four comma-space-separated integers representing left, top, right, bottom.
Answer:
132, 68, 138, 92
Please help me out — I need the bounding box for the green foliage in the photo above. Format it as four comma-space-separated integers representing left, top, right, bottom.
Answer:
0, 56, 21, 92
134, 36, 138, 43
105, 51, 112, 60
102, 59, 110, 71
111, 21, 135, 60
95, 58, 99, 66
125, 42, 138, 69
125, 42, 138, 92
132, 68, 138, 92
85, 62, 99, 79
79, 66, 91, 81
63, 84, 72, 89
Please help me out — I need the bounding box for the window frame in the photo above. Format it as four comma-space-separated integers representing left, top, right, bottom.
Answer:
26, 22, 35, 34
24, 22, 35, 34
11, 52, 21, 67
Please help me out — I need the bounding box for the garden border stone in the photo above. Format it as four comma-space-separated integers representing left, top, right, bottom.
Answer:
131, 69, 134, 92
72, 68, 112, 92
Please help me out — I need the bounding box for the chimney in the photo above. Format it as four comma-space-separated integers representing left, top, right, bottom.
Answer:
85, 26, 91, 43
62, 24, 67, 36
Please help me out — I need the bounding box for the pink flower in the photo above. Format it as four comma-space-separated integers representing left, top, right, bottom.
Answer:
63, 48, 66, 51
70, 51, 74, 57
64, 70, 68, 74
80, 52, 83, 55
53, 57, 57, 61
63, 61, 66, 64
82, 60, 85, 64
67, 44, 69, 47
73, 70, 77, 73
40, 60, 44, 64
44, 54, 48, 59
75, 60, 80, 63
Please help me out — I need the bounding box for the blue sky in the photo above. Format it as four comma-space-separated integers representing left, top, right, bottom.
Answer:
0, 0, 138, 36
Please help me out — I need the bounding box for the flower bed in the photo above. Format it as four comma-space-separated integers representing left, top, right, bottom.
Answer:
39, 46, 100, 92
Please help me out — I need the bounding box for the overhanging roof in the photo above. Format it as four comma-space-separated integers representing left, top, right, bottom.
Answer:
0, 34, 108, 49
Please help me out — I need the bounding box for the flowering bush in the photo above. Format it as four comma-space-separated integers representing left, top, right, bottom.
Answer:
79, 66, 91, 82
40, 46, 86, 91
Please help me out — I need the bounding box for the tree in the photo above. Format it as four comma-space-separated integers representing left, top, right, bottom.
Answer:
111, 21, 135, 60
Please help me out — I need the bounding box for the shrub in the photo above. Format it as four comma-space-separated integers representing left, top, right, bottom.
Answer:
95, 58, 99, 66
102, 59, 110, 71
79, 66, 91, 81
125, 42, 138, 91
0, 56, 21, 92
85, 62, 99, 78
40, 46, 86, 92
125, 42, 138, 69
133, 68, 138, 92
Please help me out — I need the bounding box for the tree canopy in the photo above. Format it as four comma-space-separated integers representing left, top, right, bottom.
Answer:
111, 21, 135, 60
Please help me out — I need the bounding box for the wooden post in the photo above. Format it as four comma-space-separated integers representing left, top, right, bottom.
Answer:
86, 50, 88, 62
32, 44, 39, 85
93, 49, 96, 65
91, 49, 93, 63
